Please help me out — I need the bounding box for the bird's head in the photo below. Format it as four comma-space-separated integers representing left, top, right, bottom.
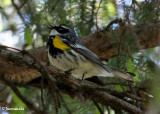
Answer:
46, 24, 77, 51
48, 24, 77, 42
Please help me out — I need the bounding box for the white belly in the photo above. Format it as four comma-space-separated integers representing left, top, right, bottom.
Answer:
48, 50, 113, 79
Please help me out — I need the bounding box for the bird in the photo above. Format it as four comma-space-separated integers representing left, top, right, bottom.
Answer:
46, 24, 135, 82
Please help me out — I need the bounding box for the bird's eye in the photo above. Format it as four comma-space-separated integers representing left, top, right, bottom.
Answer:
57, 27, 69, 33
58, 28, 63, 31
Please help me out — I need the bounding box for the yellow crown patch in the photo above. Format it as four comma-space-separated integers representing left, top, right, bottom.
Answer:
53, 35, 70, 50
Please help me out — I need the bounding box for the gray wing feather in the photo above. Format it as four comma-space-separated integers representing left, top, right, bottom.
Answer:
64, 40, 111, 72
63, 39, 135, 82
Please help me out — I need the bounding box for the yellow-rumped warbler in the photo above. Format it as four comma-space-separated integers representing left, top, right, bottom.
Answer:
46, 24, 135, 82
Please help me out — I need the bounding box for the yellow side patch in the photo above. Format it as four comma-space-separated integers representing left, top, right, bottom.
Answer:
53, 36, 70, 50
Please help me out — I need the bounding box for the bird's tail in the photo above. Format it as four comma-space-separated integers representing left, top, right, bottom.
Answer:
103, 66, 135, 82
110, 68, 135, 82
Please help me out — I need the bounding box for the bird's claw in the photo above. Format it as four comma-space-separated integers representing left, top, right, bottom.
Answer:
64, 68, 75, 75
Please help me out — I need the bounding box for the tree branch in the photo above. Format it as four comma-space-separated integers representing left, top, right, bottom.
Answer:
1, 22, 159, 113
0, 46, 142, 113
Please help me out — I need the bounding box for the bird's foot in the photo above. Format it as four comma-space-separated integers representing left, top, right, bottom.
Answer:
81, 72, 86, 80
64, 68, 75, 76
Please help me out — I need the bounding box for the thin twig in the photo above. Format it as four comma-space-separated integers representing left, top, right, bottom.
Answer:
92, 98, 104, 114
132, 0, 141, 9
58, 92, 72, 114
0, 86, 7, 93
106, 106, 110, 114
105, 82, 129, 86
11, 0, 25, 23
19, 0, 27, 9
51, 0, 61, 12
104, 18, 122, 31
52, 89, 59, 114
94, 87, 144, 102
41, 74, 46, 111
116, 20, 126, 69
96, 0, 102, 31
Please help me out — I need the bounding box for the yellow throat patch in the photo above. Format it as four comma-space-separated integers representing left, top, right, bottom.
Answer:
53, 35, 70, 50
